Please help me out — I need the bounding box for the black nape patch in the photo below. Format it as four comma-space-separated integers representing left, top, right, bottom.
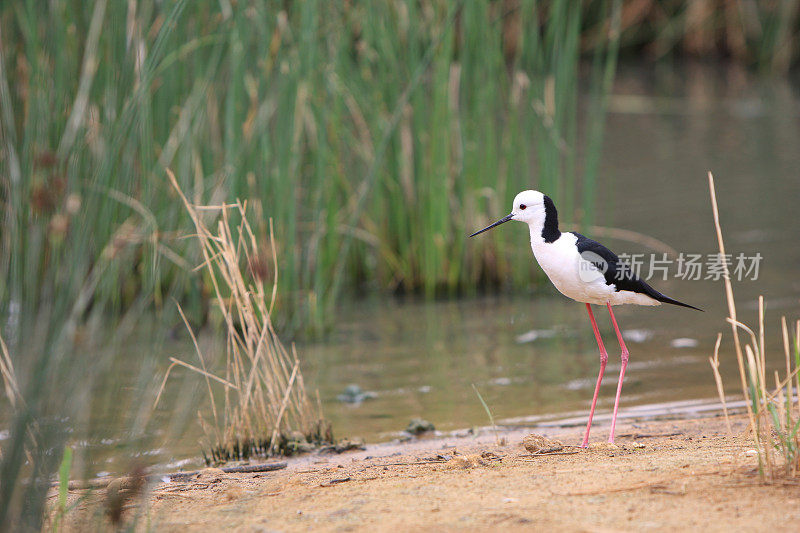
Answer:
542, 195, 561, 243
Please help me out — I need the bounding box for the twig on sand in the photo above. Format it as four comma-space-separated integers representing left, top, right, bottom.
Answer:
150, 491, 204, 499
167, 462, 288, 482
319, 477, 351, 487
379, 460, 449, 466
561, 480, 676, 496
519, 450, 580, 458
616, 432, 683, 439
60, 462, 288, 490
297, 458, 450, 475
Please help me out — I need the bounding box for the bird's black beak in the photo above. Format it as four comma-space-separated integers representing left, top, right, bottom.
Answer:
469, 213, 514, 237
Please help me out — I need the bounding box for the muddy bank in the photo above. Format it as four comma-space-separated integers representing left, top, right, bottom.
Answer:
56, 411, 800, 531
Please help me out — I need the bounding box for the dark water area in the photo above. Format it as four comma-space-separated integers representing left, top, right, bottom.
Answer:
3, 62, 799, 476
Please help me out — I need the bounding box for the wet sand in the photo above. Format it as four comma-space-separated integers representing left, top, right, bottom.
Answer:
58, 412, 800, 531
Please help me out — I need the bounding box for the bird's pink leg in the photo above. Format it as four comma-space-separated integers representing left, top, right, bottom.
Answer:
581, 303, 608, 448
606, 302, 629, 444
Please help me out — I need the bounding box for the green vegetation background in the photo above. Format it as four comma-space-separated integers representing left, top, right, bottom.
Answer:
1, 0, 798, 528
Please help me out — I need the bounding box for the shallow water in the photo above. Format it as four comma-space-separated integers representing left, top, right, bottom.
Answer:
4, 62, 800, 475
307, 294, 725, 441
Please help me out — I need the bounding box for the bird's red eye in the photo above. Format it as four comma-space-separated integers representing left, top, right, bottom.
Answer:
519, 204, 527, 210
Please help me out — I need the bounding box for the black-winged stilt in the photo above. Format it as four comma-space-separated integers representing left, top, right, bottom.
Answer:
470, 190, 701, 447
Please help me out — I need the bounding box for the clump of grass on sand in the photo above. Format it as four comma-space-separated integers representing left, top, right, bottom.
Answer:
156, 170, 331, 464
708, 171, 800, 479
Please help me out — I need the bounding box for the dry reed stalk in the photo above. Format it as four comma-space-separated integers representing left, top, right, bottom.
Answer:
795, 320, 800, 419
708, 171, 759, 443
709, 171, 800, 478
729, 316, 776, 475
0, 331, 39, 465
156, 169, 324, 459
794, 322, 800, 475
759, 297, 767, 403
708, 333, 732, 434
0, 332, 21, 409
783, 318, 791, 391
776, 371, 786, 434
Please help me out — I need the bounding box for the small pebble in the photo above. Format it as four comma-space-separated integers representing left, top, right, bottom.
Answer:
522, 434, 563, 453
446, 454, 487, 469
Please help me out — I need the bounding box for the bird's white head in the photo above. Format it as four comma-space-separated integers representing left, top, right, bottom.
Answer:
509, 190, 546, 225
470, 190, 560, 243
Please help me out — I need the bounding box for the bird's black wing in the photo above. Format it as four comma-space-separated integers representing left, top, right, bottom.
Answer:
570, 232, 702, 311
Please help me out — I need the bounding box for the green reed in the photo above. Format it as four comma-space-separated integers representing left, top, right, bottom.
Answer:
3, 0, 799, 338
2, 0, 623, 335
11, 0, 799, 334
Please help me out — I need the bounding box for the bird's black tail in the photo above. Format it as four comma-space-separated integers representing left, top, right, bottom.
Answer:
656, 293, 703, 312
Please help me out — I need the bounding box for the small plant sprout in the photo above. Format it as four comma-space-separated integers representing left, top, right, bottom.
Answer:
472, 383, 501, 445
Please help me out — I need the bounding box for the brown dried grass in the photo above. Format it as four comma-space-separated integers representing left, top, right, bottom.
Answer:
708, 171, 800, 479
156, 169, 329, 462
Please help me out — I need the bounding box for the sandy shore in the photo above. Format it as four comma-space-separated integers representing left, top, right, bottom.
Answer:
55, 409, 800, 532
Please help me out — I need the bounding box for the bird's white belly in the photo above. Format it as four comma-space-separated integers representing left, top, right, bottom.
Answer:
532, 240, 612, 304
530, 236, 659, 307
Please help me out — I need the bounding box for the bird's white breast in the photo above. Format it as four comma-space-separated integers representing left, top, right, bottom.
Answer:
529, 232, 658, 306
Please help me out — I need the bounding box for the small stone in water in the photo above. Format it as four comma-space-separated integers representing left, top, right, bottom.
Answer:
337, 384, 377, 404
406, 418, 435, 435
320, 438, 366, 454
